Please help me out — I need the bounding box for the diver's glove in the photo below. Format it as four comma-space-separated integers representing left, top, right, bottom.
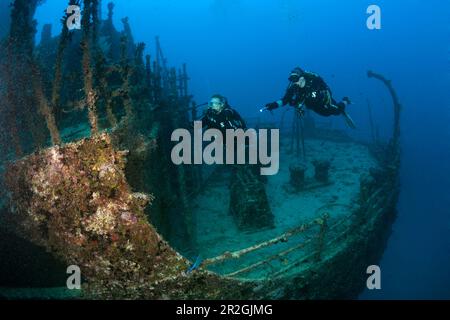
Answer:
265, 102, 280, 111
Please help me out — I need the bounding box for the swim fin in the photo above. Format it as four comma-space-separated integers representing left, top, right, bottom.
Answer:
343, 97, 352, 105
343, 111, 356, 129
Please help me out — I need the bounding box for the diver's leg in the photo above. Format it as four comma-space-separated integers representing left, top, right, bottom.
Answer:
314, 98, 342, 116
330, 98, 356, 129
329, 99, 345, 115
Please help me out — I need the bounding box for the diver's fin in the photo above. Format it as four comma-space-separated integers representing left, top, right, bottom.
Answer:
343, 112, 356, 129
342, 97, 352, 105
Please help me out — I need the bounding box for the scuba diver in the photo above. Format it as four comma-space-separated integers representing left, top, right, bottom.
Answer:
200, 94, 256, 173
263, 67, 356, 129
201, 94, 247, 133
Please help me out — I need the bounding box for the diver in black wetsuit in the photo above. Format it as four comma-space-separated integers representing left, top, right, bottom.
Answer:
200, 94, 257, 175
201, 94, 247, 133
264, 67, 356, 129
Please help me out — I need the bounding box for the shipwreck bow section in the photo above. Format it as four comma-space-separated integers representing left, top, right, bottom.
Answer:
4, 134, 184, 298
1, 133, 257, 299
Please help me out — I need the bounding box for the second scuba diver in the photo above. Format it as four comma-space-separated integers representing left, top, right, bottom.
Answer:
201, 94, 247, 132
264, 67, 356, 129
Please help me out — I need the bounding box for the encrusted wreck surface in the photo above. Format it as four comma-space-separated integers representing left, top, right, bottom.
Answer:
3, 134, 190, 298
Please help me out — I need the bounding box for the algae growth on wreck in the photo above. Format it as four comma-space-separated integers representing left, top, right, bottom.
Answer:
0, 0, 448, 301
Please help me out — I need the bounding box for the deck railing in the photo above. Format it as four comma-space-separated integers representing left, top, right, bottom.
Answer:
200, 178, 394, 280
200, 211, 355, 279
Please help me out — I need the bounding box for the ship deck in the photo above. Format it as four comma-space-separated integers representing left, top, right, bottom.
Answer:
192, 136, 378, 280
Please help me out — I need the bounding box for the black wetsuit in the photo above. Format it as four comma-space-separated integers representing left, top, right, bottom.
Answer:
201, 106, 247, 133
278, 72, 345, 116
201, 106, 250, 167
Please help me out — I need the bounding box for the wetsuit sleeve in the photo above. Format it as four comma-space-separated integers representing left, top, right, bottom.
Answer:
224, 109, 246, 130
200, 110, 212, 129
281, 85, 296, 106
266, 86, 296, 111
227, 110, 247, 130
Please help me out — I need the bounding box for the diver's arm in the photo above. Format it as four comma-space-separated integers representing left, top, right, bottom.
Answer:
224, 109, 246, 130
281, 85, 296, 106
265, 100, 283, 111
197, 110, 212, 129
266, 85, 295, 110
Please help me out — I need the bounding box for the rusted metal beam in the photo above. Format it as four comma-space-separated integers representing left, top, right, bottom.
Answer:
202, 221, 316, 267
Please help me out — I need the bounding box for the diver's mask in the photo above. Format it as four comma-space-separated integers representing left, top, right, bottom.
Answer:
288, 73, 301, 83
208, 98, 225, 112
288, 67, 305, 83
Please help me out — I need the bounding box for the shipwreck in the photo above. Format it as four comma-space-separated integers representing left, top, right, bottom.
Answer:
0, 0, 401, 300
